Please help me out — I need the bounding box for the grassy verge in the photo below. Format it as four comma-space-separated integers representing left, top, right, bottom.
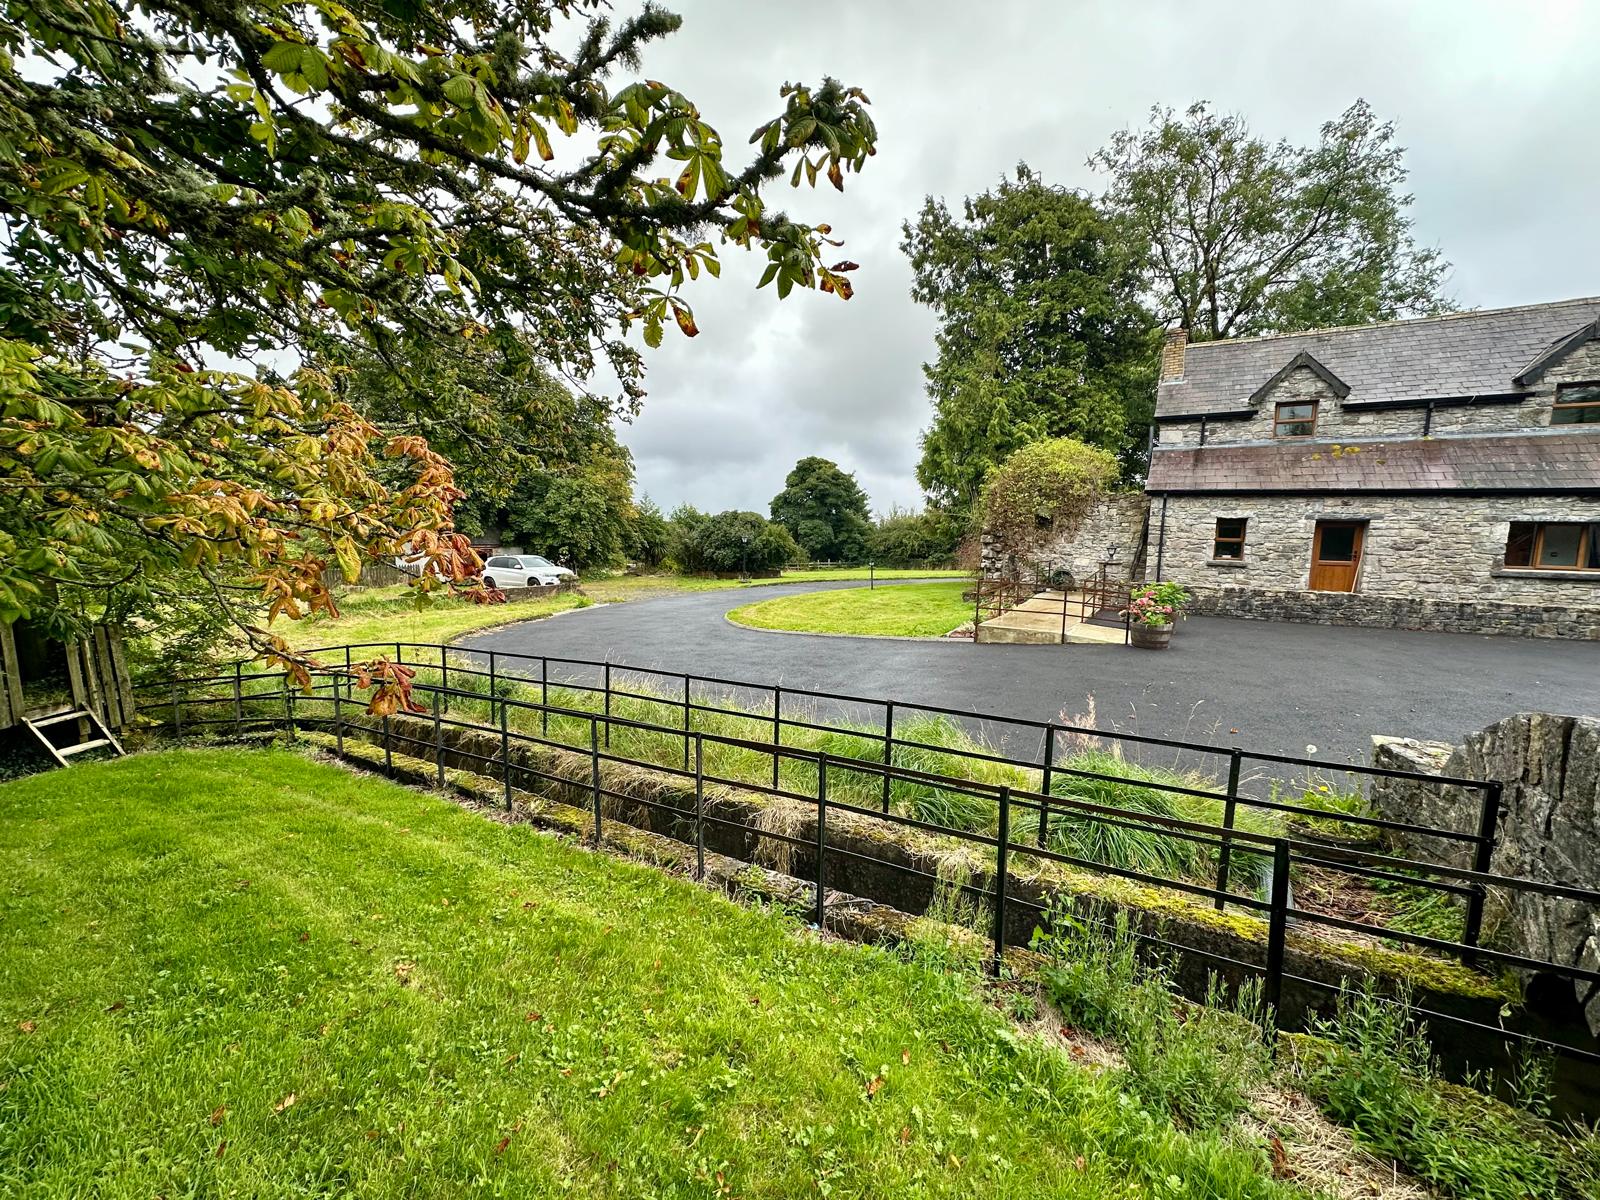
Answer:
1033, 914, 1600, 1200
0, 749, 1298, 1199
726, 581, 973, 638
273, 585, 591, 652
272, 571, 965, 653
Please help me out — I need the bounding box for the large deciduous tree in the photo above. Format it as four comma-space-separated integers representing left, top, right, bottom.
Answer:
769, 456, 871, 563
1091, 100, 1453, 339
902, 166, 1156, 515
0, 0, 876, 693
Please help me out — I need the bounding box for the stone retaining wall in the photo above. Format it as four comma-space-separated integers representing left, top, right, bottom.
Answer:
1371, 712, 1600, 1035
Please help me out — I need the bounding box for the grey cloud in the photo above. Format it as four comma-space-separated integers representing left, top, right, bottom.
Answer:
615, 0, 1600, 516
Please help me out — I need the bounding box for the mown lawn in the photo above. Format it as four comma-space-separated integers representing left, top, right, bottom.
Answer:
278, 584, 592, 651
277, 571, 966, 652
0, 749, 1292, 1199
727, 581, 973, 638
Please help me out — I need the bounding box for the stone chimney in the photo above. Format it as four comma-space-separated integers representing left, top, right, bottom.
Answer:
1160, 327, 1187, 382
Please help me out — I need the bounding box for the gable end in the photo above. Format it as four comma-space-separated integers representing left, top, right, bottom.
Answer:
1513, 319, 1600, 387
1247, 351, 1351, 407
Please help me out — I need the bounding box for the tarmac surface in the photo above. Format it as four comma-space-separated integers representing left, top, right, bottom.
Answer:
462, 578, 1600, 771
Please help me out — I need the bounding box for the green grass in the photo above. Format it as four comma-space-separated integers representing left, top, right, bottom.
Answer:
176, 663, 1287, 893
0, 749, 1298, 1199
277, 585, 591, 652
726, 581, 973, 638
273, 571, 965, 653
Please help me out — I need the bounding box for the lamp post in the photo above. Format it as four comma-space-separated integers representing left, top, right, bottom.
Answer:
740, 533, 750, 583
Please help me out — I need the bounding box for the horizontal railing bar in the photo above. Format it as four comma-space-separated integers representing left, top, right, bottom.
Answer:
1009, 840, 1274, 913
1289, 909, 1600, 984
1230, 793, 1483, 842
1285, 839, 1600, 905
1292, 854, 1479, 898
1278, 971, 1600, 1065
314, 641, 1482, 789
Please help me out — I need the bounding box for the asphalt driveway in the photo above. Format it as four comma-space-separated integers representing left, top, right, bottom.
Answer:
461, 579, 1600, 769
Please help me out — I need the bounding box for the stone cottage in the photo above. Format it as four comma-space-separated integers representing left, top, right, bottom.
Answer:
1026, 297, 1600, 638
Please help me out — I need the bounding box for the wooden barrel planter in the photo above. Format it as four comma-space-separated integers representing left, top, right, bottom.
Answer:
1129, 622, 1173, 650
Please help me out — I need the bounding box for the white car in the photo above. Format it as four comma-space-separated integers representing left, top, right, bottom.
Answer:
480, 554, 575, 589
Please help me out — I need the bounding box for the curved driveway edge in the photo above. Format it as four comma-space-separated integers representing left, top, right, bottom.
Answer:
460, 579, 1600, 769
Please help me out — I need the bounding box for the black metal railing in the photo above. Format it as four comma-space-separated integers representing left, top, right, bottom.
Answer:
143, 641, 1508, 938
134, 653, 1600, 1105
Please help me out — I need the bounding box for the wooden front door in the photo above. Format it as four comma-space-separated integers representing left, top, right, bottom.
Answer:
1309, 521, 1364, 592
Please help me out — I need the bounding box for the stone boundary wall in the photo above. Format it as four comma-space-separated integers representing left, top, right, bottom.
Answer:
1371, 712, 1600, 1036
1187, 585, 1600, 640
982, 492, 1147, 583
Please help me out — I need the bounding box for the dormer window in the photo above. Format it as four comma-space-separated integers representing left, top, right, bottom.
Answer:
1273, 401, 1318, 438
1552, 383, 1600, 425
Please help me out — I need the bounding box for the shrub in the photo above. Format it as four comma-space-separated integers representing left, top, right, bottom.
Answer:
674, 510, 801, 574
978, 437, 1121, 554
866, 507, 964, 566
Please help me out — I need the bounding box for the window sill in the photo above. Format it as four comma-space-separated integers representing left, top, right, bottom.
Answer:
1491, 567, 1600, 583
1206, 559, 1248, 569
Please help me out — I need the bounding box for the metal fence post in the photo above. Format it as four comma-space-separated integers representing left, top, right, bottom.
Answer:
382, 713, 392, 774
285, 675, 296, 737
772, 686, 782, 790
1461, 781, 1502, 956
432, 686, 445, 789
992, 786, 1011, 977
172, 684, 182, 737
694, 735, 706, 882
1263, 839, 1291, 1031
540, 657, 549, 736
1037, 728, 1055, 848
603, 662, 612, 749
682, 675, 691, 771
500, 699, 512, 811
814, 753, 829, 928
882, 701, 895, 814
439, 647, 449, 714
333, 680, 344, 754
233, 661, 243, 733
590, 718, 603, 847
488, 650, 497, 721
1214, 749, 1244, 909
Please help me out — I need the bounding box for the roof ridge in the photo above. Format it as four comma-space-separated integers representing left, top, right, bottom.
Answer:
1182, 295, 1600, 349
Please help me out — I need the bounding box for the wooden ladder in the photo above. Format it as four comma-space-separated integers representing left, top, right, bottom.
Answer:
22, 708, 125, 768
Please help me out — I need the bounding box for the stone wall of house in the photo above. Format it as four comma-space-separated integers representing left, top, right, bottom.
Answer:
1156, 333, 1600, 448
1151, 493, 1600, 637
1368, 714, 1600, 1036
982, 492, 1147, 583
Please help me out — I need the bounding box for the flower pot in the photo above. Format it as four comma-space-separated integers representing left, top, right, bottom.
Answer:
1130, 622, 1173, 650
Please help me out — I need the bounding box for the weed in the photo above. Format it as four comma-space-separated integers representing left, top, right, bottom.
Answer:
1300, 983, 1585, 1200
1033, 909, 1270, 1131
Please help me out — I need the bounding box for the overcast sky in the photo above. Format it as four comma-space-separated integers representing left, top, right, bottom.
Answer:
613, 0, 1600, 517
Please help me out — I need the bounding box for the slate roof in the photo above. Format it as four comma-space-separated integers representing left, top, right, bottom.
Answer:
1146, 432, 1600, 494
1158, 297, 1600, 418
